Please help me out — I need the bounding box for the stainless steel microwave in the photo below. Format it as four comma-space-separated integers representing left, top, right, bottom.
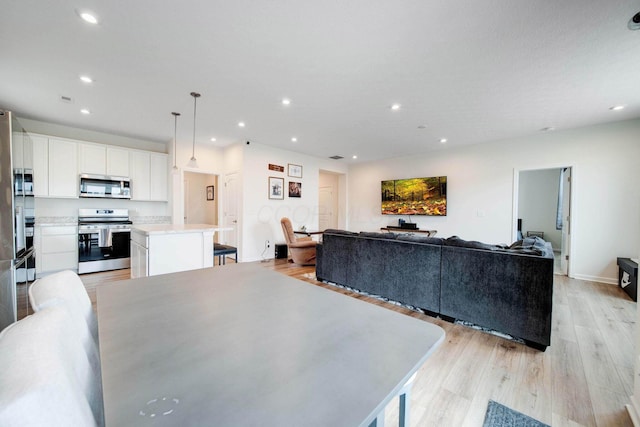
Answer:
79, 174, 131, 199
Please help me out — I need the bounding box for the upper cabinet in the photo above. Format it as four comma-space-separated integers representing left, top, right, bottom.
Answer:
79, 143, 106, 175
30, 133, 168, 202
48, 139, 78, 198
130, 151, 151, 200
107, 147, 130, 177
12, 131, 34, 170
129, 151, 168, 202
150, 153, 168, 202
31, 135, 48, 197
79, 144, 131, 177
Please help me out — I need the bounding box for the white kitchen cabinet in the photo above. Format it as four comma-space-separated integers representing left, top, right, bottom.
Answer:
129, 151, 167, 201
130, 225, 223, 278
130, 151, 151, 200
79, 143, 131, 177
79, 143, 107, 175
12, 131, 34, 170
130, 236, 149, 279
48, 139, 78, 198
150, 153, 168, 201
107, 147, 130, 177
35, 225, 78, 276
31, 135, 49, 197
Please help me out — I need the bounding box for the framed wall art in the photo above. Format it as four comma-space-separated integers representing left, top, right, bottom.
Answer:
206, 185, 214, 201
287, 163, 303, 178
268, 177, 284, 200
288, 181, 302, 198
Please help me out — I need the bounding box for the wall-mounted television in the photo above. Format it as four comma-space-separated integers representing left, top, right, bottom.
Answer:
381, 176, 447, 216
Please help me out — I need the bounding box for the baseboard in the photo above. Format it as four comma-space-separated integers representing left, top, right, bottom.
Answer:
571, 273, 617, 285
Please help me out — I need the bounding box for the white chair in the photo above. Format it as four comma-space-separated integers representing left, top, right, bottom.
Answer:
29, 270, 98, 344
0, 305, 104, 426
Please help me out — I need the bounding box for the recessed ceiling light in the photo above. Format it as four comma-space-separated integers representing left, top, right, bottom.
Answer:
439, 138, 447, 144
610, 105, 625, 111
210, 137, 216, 142
541, 127, 555, 132
391, 104, 401, 111
79, 12, 98, 24
291, 137, 297, 142
417, 125, 427, 129
282, 98, 291, 106
352, 155, 358, 159
79, 75, 93, 83
80, 109, 91, 115
238, 122, 245, 128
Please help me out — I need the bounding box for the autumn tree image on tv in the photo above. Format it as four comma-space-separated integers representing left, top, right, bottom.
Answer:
381, 176, 447, 216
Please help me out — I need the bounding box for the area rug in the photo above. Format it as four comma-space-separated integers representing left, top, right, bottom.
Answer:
483, 400, 550, 427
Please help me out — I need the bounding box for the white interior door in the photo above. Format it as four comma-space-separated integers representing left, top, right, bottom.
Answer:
223, 173, 239, 249
560, 168, 572, 275
319, 186, 337, 230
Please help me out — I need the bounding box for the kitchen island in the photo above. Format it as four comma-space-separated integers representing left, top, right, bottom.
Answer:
130, 224, 231, 278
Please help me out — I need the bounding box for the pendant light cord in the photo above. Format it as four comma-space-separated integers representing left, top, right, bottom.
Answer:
171, 112, 180, 169
190, 92, 201, 161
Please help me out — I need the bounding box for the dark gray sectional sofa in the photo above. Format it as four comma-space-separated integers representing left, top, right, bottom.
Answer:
316, 230, 554, 350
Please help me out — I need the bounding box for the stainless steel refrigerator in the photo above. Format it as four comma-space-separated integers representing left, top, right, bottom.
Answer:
0, 110, 36, 331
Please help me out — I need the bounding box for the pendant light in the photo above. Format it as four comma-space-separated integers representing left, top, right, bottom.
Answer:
171, 112, 180, 170
186, 91, 201, 168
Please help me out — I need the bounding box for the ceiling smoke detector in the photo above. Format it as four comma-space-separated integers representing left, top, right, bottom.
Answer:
629, 11, 640, 30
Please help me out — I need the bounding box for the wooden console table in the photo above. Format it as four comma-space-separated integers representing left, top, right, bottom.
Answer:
380, 227, 437, 237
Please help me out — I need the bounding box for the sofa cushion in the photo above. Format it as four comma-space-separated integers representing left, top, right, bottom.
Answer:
443, 236, 501, 251
359, 231, 399, 240
396, 234, 443, 245
323, 229, 358, 236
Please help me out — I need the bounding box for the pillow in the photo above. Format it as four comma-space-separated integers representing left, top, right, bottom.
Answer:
323, 229, 358, 236
508, 236, 549, 256
443, 236, 500, 251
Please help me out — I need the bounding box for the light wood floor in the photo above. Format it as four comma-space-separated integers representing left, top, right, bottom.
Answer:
30, 259, 636, 427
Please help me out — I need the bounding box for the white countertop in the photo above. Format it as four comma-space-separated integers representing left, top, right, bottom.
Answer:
131, 223, 231, 235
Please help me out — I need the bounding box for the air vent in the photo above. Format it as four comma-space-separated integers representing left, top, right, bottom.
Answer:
329, 155, 344, 160
60, 95, 73, 103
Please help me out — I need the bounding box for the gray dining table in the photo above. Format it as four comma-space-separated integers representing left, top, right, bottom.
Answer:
97, 262, 445, 426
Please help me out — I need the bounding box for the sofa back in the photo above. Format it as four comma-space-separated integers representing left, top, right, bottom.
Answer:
318, 230, 442, 313
440, 242, 554, 347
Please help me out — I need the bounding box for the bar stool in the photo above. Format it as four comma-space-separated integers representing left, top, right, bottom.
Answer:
213, 243, 237, 265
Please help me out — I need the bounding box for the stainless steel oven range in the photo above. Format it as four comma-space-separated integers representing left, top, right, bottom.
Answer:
78, 208, 131, 274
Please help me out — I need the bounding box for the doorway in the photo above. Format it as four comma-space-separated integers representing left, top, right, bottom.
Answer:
516, 167, 572, 276
183, 171, 218, 227
318, 171, 341, 230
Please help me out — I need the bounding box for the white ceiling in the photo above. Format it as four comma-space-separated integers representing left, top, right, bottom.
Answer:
1, 1, 639, 163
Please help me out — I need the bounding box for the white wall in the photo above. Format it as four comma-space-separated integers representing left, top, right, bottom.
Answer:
518, 168, 563, 250
239, 142, 348, 262
347, 118, 640, 284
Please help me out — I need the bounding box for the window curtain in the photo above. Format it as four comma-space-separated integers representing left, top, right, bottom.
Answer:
556, 168, 566, 230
